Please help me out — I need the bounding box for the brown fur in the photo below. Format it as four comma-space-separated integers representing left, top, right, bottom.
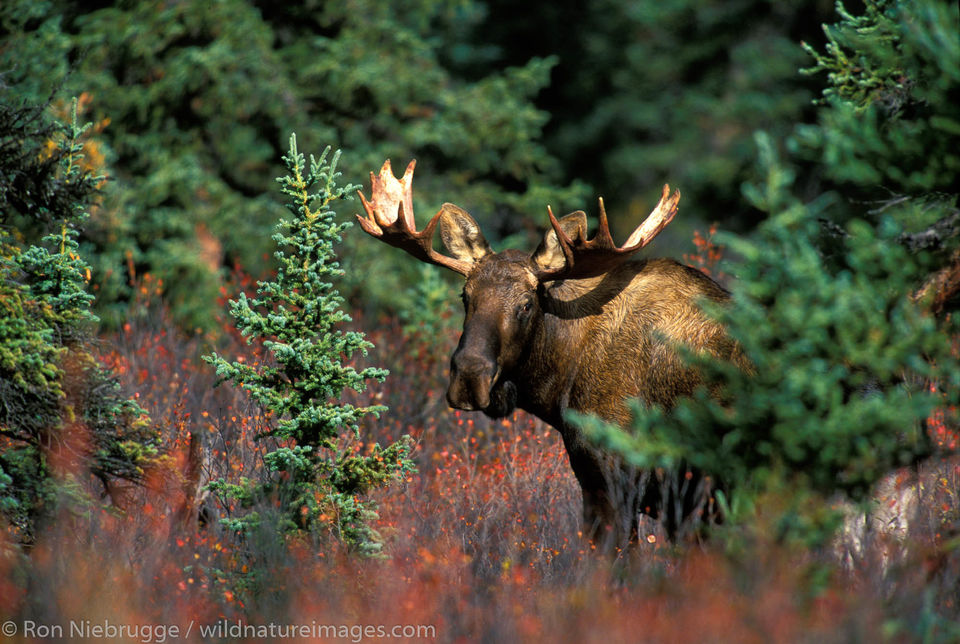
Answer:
447, 253, 744, 549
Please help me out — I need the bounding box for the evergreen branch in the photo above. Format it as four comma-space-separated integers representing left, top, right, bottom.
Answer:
204, 135, 412, 554
898, 208, 960, 253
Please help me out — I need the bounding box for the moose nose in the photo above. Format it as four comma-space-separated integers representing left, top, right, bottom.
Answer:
447, 352, 497, 411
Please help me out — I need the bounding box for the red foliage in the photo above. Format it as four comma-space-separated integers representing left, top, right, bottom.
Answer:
927, 319, 960, 452
929, 383, 959, 452
2, 264, 959, 642
683, 223, 726, 279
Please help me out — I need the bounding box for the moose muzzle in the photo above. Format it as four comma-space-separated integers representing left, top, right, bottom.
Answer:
447, 351, 499, 411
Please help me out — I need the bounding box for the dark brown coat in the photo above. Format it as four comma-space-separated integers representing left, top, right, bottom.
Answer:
447, 251, 740, 547
357, 160, 744, 548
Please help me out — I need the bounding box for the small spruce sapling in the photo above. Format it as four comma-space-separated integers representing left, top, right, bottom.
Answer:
204, 136, 413, 556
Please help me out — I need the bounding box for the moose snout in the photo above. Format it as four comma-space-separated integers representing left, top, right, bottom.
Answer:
447, 352, 499, 411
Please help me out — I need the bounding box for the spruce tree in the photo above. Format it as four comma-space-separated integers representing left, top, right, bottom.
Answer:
1, 98, 156, 544
578, 0, 959, 544
205, 136, 413, 556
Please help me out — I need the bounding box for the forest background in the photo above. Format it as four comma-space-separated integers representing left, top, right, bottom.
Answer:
1, 0, 959, 641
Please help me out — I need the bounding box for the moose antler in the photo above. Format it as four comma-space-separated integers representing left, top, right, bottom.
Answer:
536, 184, 681, 281
356, 159, 473, 275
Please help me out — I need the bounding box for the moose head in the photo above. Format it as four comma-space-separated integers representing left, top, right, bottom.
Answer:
356, 159, 680, 419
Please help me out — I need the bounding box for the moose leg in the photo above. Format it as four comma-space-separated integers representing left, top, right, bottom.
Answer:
637, 464, 715, 541
560, 433, 638, 550
580, 487, 619, 544
573, 450, 716, 547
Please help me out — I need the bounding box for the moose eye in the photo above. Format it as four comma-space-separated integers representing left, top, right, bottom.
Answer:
517, 298, 533, 319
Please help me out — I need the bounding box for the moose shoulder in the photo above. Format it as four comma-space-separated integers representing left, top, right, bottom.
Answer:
357, 160, 745, 549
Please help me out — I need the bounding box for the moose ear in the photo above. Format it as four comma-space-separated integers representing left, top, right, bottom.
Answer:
438, 203, 493, 266
531, 211, 587, 273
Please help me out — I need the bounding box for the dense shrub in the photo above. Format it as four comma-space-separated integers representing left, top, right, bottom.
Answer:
581, 0, 959, 551
0, 0, 586, 330
0, 98, 156, 546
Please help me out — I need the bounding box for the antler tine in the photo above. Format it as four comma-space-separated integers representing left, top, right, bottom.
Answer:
356, 159, 473, 275
623, 184, 680, 249
547, 205, 577, 270
537, 185, 681, 282
593, 197, 616, 248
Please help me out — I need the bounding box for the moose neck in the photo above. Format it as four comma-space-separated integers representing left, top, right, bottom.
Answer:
510, 272, 627, 430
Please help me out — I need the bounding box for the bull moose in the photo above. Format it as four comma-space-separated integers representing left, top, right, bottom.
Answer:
357, 160, 745, 548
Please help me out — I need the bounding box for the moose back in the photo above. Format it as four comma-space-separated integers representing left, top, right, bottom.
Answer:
357, 160, 745, 548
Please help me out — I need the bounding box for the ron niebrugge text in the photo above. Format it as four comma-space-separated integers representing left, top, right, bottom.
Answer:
12, 618, 437, 641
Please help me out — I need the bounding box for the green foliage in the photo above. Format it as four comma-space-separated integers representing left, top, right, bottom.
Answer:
797, 0, 959, 195
578, 0, 960, 547
0, 0, 585, 330
582, 202, 955, 538
467, 0, 836, 237
397, 263, 459, 344
204, 136, 414, 556
0, 97, 156, 544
